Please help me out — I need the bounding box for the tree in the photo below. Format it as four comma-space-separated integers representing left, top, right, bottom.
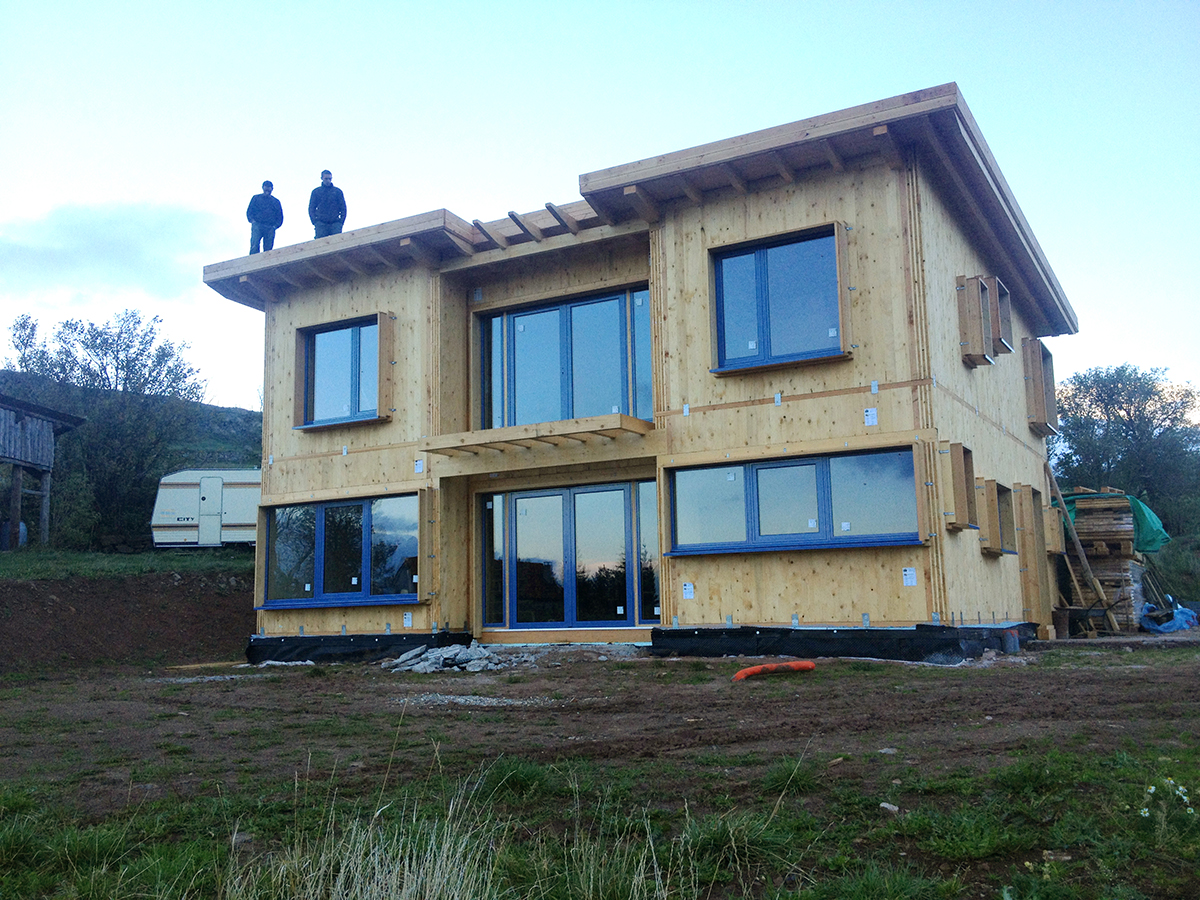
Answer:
1051, 364, 1200, 536
8, 310, 205, 401
5, 311, 210, 547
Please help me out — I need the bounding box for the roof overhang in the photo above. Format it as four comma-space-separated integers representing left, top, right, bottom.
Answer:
578, 83, 1076, 337
203, 83, 1074, 338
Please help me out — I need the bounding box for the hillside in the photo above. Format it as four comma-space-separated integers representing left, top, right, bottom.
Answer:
0, 370, 262, 546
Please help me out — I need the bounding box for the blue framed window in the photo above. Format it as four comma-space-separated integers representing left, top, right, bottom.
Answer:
264, 494, 419, 608
482, 288, 653, 428
481, 480, 660, 628
669, 449, 919, 555
301, 317, 380, 426
713, 225, 847, 371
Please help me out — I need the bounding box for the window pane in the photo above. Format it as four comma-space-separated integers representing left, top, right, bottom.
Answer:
515, 495, 565, 623
370, 495, 418, 596
571, 299, 623, 418
574, 489, 628, 622
484, 317, 504, 428
322, 504, 363, 594
637, 481, 660, 622
719, 252, 758, 361
674, 467, 746, 545
311, 329, 353, 421
482, 495, 505, 625
757, 464, 819, 536
267, 506, 315, 601
358, 324, 378, 414
829, 451, 918, 537
766, 235, 840, 358
632, 289, 653, 420
513, 309, 562, 425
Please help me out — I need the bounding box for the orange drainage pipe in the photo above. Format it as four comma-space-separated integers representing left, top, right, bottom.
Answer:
731, 660, 816, 682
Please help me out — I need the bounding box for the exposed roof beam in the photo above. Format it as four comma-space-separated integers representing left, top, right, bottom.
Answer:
508, 210, 545, 242
678, 175, 703, 203
399, 237, 437, 267
473, 219, 509, 249
442, 230, 477, 256
916, 118, 1045, 332
767, 152, 794, 184
718, 163, 747, 195
275, 268, 306, 288
238, 274, 277, 304
301, 260, 338, 283
820, 139, 845, 172
339, 254, 372, 275
545, 202, 580, 235
623, 184, 660, 223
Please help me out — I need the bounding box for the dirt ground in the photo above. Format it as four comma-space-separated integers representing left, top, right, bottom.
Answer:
2, 576, 1199, 799
3, 574, 1200, 897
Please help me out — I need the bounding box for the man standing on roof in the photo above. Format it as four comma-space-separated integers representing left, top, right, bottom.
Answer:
246, 181, 284, 254
309, 170, 346, 238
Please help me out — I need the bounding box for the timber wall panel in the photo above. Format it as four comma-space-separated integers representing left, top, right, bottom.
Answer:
914, 156, 1050, 623
262, 266, 434, 501
256, 605, 433, 637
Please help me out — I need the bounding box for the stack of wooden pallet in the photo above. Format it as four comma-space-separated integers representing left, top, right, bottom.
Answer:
1067, 492, 1138, 629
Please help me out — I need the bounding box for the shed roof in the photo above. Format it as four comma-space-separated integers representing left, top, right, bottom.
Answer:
203, 83, 1075, 337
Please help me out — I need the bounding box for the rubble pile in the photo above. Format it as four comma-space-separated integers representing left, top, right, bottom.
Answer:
381, 641, 519, 674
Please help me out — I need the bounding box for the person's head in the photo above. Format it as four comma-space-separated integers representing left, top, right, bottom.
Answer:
320, 170, 332, 185
262, 180, 273, 194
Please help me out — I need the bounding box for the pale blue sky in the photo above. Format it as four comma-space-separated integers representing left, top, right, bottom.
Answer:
2, 0, 1196, 410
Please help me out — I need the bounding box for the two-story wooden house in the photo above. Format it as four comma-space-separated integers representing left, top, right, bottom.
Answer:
204, 84, 1076, 662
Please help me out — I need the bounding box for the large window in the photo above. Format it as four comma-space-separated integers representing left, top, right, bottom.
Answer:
265, 494, 419, 608
670, 449, 919, 554
482, 288, 652, 428
713, 225, 847, 371
298, 316, 385, 427
482, 480, 659, 628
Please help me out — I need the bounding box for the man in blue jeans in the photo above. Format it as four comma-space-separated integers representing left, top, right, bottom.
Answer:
246, 181, 284, 254
309, 170, 347, 238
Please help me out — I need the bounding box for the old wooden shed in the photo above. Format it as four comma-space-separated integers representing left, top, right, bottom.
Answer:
0, 392, 84, 548
204, 84, 1077, 661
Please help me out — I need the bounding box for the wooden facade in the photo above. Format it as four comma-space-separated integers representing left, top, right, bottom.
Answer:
204, 84, 1076, 649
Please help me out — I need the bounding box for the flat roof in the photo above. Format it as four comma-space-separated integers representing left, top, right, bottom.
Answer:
204, 83, 1075, 337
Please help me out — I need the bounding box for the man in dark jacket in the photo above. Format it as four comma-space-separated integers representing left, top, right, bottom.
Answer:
246, 181, 284, 254
309, 170, 346, 238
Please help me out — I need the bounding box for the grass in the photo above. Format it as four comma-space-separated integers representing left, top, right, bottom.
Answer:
2, 650, 1199, 898
0, 546, 254, 581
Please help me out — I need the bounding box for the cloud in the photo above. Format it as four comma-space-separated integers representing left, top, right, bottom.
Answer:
0, 204, 228, 298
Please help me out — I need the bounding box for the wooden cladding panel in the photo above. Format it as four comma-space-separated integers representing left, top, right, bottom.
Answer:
656, 164, 913, 416
1023, 337, 1058, 436
0, 409, 56, 470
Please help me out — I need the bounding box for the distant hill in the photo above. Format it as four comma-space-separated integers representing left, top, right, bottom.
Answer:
0, 370, 262, 547
0, 370, 262, 469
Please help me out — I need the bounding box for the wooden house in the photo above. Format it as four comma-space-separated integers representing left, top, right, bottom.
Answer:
1, 392, 84, 548
203, 84, 1077, 660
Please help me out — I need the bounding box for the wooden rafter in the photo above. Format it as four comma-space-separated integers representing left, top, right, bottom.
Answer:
473, 219, 509, 249
301, 260, 338, 283
623, 184, 660, 223
678, 175, 704, 203
508, 211, 545, 242
399, 237, 437, 267
545, 202, 581, 235
820, 139, 844, 172
767, 151, 794, 184
718, 163, 747, 194
441, 230, 477, 256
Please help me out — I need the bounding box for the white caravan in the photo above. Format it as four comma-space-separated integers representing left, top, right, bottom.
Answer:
151, 469, 261, 548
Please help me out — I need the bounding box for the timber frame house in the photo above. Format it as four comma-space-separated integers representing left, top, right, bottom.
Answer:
204, 84, 1076, 660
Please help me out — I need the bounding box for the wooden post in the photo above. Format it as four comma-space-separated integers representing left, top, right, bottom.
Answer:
7, 465, 21, 550
39, 471, 51, 546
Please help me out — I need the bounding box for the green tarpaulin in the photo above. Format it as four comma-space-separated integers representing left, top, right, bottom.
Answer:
1054, 493, 1171, 553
